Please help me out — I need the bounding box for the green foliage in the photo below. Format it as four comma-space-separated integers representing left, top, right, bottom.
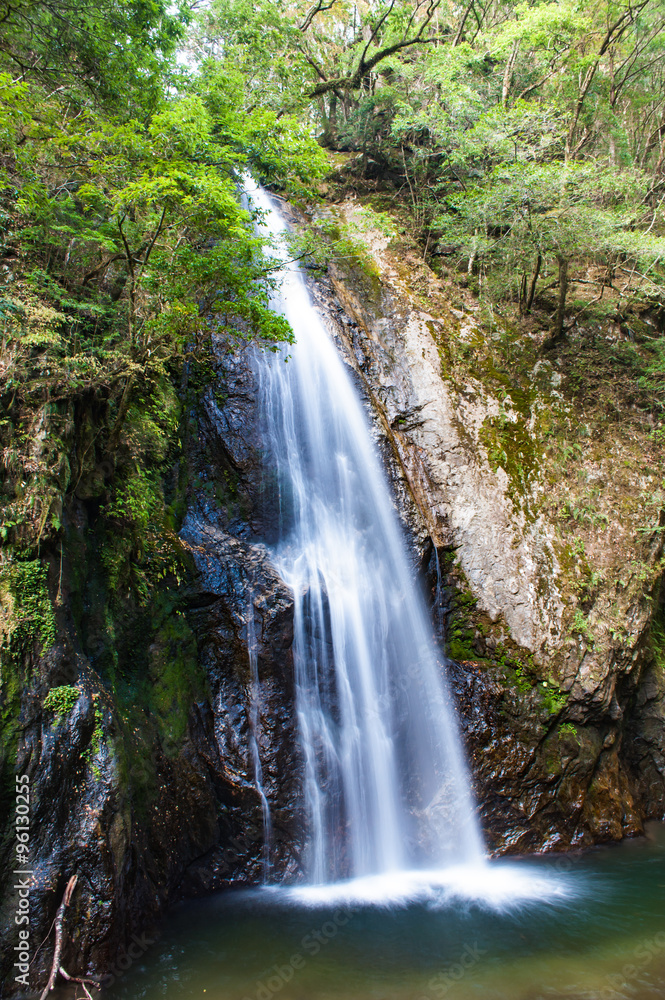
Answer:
0, 3, 322, 565
540, 680, 568, 715
82, 700, 105, 779
193, 0, 665, 334
571, 608, 595, 645
562, 497, 609, 528
0, 561, 56, 656
436, 159, 665, 313
1, 84, 297, 368
43, 684, 80, 720
639, 340, 665, 412
559, 722, 580, 742
0, 0, 188, 108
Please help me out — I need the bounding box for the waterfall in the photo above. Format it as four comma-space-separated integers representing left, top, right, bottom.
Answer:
246, 593, 272, 882
246, 179, 485, 884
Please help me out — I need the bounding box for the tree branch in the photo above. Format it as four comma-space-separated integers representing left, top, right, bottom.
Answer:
502, 38, 519, 107
82, 253, 125, 285
39, 876, 77, 1000
357, 0, 397, 76
140, 204, 167, 270
565, 0, 651, 158
452, 0, 475, 46
300, 0, 338, 32
308, 0, 442, 96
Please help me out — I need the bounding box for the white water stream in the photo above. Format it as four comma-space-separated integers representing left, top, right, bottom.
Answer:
246, 592, 272, 882
246, 179, 486, 886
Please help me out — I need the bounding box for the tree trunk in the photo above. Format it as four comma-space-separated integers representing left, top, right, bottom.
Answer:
106, 371, 136, 454
518, 272, 527, 315
321, 94, 338, 147
502, 39, 519, 108
546, 254, 568, 347
525, 253, 542, 313
453, 0, 475, 46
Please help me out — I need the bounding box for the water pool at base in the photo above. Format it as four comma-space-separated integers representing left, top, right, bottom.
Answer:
113, 825, 665, 1000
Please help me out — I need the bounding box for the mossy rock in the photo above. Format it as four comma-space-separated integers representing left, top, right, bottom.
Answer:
148, 614, 204, 755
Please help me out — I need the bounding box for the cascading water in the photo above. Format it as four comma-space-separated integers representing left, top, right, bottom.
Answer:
246, 179, 485, 885
246, 593, 272, 882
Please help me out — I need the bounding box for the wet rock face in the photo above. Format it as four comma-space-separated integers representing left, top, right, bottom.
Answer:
179, 504, 303, 886
0, 635, 223, 991
0, 345, 301, 992
176, 342, 304, 880
446, 657, 644, 853
181, 245, 665, 860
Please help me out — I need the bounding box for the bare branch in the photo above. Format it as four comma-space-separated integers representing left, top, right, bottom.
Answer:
39, 876, 78, 1000
502, 38, 519, 107
300, 0, 338, 32
566, 0, 652, 157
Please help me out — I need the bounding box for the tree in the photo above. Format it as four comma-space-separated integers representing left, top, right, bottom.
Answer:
0, 0, 327, 555
0, 0, 188, 108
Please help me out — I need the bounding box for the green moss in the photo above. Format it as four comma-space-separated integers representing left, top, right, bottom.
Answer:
123, 380, 180, 466
101, 467, 185, 606
447, 635, 476, 660
438, 553, 479, 661
559, 722, 580, 743
447, 591, 479, 659
82, 700, 104, 779
439, 552, 540, 689
1, 559, 56, 654
148, 614, 204, 755
513, 661, 534, 693
651, 605, 665, 671
480, 407, 539, 513
315, 216, 385, 302
0, 657, 22, 819
44, 684, 80, 720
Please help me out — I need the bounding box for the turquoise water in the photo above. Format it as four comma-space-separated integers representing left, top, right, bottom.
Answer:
113, 825, 665, 1000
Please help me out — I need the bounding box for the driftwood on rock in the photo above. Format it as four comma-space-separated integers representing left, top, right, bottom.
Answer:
39, 875, 78, 1000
